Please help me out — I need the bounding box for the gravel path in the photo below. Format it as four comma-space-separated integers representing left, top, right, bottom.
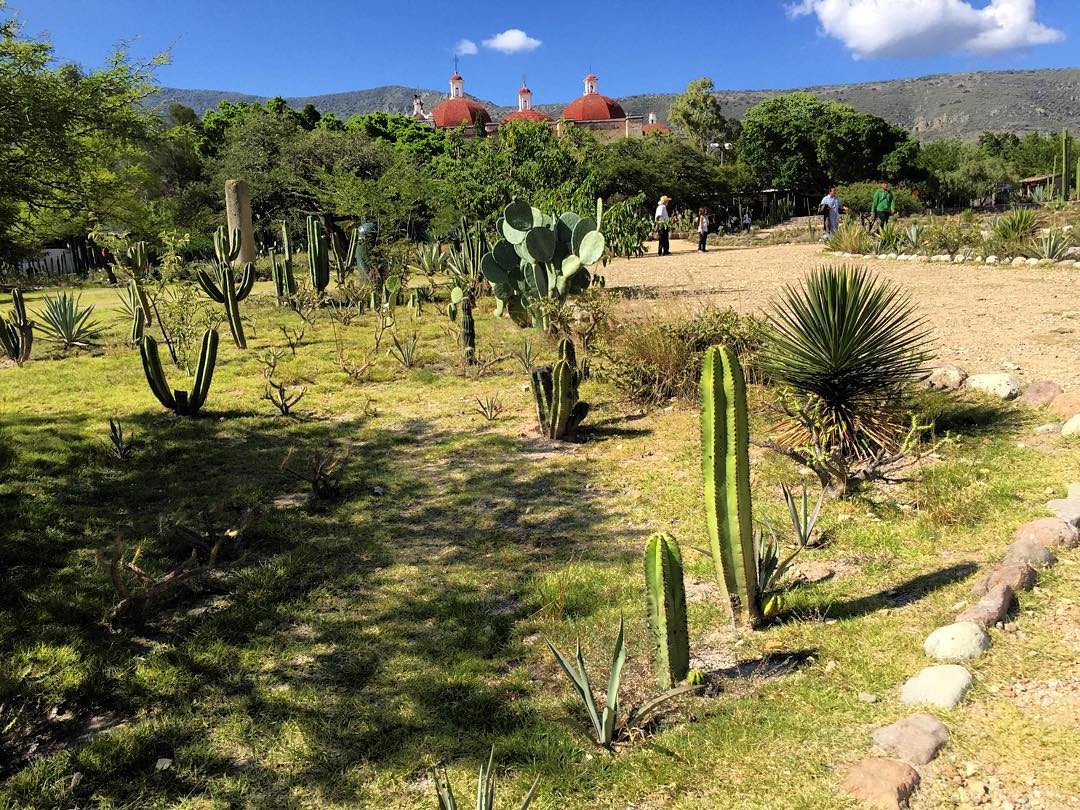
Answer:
604, 241, 1080, 390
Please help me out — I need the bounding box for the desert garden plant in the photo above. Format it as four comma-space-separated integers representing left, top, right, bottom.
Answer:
755, 483, 825, 617
434, 746, 539, 810
903, 222, 925, 253
1035, 229, 1072, 261
269, 221, 298, 305
992, 208, 1040, 243
281, 444, 350, 500
873, 222, 905, 254
826, 222, 871, 254
140, 330, 219, 416
35, 290, 103, 350
0, 289, 33, 365
759, 265, 934, 496
644, 533, 690, 688
260, 349, 306, 416
96, 539, 206, 626
530, 337, 588, 440
388, 331, 420, 369
474, 395, 504, 422
106, 418, 135, 461
196, 226, 255, 349
546, 617, 700, 750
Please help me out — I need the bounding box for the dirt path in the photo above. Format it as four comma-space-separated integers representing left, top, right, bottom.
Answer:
604, 241, 1080, 390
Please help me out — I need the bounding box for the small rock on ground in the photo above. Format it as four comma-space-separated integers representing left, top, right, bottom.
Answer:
1050, 392, 1080, 421
1018, 380, 1064, 408
956, 583, 1014, 628
1062, 413, 1080, 437
924, 622, 991, 663
971, 562, 1037, 597
1002, 539, 1058, 570
871, 713, 950, 765
927, 365, 968, 391
272, 492, 311, 510
965, 373, 1022, 400
1047, 482, 1080, 528
901, 665, 973, 709
841, 758, 921, 810
1033, 422, 1062, 435
1013, 517, 1079, 550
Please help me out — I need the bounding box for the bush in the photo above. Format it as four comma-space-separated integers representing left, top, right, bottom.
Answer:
597, 306, 766, 406
836, 183, 924, 217
922, 219, 981, 257
827, 221, 871, 254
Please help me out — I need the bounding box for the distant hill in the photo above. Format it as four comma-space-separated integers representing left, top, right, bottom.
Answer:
152, 68, 1080, 141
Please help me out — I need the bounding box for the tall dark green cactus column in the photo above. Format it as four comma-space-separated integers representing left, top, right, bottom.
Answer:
140, 329, 218, 416
270, 221, 297, 305
306, 216, 330, 292
530, 338, 589, 440
124, 241, 155, 326
196, 227, 254, 349
644, 532, 690, 688
701, 345, 760, 629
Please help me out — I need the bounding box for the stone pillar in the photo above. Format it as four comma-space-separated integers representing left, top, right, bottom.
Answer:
224, 179, 257, 264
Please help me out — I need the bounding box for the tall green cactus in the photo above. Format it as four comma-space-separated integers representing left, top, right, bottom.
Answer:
1061, 129, 1071, 200
701, 345, 760, 629
0, 288, 33, 365
644, 533, 690, 688
196, 226, 254, 349
270, 221, 297, 305
530, 337, 589, 440
124, 241, 155, 326
306, 215, 330, 292
481, 199, 606, 330
331, 225, 359, 283
140, 329, 218, 416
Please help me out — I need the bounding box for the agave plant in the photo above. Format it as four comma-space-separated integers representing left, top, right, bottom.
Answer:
993, 208, 1040, 243
546, 617, 701, 749
434, 746, 539, 810
873, 222, 905, 254
1035, 229, 1073, 261
826, 222, 871, 255
903, 223, 924, 253
408, 241, 447, 281
35, 291, 104, 349
760, 265, 935, 495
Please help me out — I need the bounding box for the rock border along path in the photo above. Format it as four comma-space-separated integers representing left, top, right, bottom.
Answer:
840, 488, 1077, 808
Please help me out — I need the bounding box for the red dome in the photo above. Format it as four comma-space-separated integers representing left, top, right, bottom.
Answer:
432, 97, 492, 128
561, 94, 626, 122
504, 109, 552, 123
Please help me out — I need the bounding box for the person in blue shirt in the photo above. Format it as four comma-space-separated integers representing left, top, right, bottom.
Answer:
819, 186, 844, 240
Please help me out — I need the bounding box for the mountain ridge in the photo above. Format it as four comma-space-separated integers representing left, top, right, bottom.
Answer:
151, 67, 1080, 141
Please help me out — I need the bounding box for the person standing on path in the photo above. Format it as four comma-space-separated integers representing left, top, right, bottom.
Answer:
871, 181, 895, 230
656, 195, 671, 256
697, 207, 710, 252
742, 211, 752, 232
819, 186, 843, 240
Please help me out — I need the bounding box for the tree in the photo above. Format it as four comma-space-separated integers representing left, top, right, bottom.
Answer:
667, 77, 735, 153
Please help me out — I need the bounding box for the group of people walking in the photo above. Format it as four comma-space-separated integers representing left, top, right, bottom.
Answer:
654, 196, 751, 256
819, 181, 895, 240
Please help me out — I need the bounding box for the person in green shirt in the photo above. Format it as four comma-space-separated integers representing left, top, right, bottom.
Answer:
871, 182, 895, 230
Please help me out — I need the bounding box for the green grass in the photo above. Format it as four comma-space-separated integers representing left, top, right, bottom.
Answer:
1, 282, 1079, 808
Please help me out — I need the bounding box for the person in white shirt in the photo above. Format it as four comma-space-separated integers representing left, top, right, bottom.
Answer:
819, 186, 844, 239
742, 212, 752, 232
655, 195, 671, 256
697, 207, 710, 252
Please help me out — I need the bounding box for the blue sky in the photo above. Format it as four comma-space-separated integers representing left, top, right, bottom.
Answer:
7, 0, 1078, 105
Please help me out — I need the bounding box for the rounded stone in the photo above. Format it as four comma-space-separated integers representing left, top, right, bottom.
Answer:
1050, 392, 1080, 421
1017, 380, 1064, 408
965, 373, 1022, 400
956, 583, 1015, 628
872, 713, 950, 765
924, 622, 991, 662
901, 665, 973, 709
1002, 539, 1057, 570
1013, 517, 1079, 550
927, 365, 968, 391
842, 758, 920, 810
1062, 414, 1080, 437
971, 562, 1036, 596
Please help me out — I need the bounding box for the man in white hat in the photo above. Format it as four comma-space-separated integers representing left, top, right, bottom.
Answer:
655, 195, 672, 256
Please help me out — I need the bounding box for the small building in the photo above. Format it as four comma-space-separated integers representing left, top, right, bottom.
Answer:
556, 73, 644, 141
502, 82, 552, 124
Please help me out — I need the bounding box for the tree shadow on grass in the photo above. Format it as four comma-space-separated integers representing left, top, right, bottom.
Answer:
0, 404, 632, 805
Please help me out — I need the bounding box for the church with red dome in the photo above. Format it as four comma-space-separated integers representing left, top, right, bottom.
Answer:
415, 70, 662, 141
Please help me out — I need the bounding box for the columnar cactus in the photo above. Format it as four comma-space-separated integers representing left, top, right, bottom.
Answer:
196, 226, 254, 349
644, 532, 690, 688
331, 226, 359, 283
270, 221, 297, 305
481, 199, 606, 330
306, 215, 330, 292
701, 345, 761, 629
0, 288, 34, 365
124, 241, 155, 326
1061, 130, 1070, 199
530, 337, 589, 440
140, 329, 219, 416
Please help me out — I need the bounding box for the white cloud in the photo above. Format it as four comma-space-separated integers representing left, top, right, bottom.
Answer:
453, 39, 478, 57
482, 29, 542, 54
787, 0, 1063, 58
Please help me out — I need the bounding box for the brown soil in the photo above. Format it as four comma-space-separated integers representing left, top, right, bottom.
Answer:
604, 241, 1080, 390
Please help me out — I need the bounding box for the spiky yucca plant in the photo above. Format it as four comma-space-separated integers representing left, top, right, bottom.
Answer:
993, 208, 1040, 243
827, 222, 871, 255
1035, 229, 1073, 261
903, 223, 925, 253
433, 746, 539, 810
761, 265, 934, 495
873, 222, 904, 254
36, 291, 104, 350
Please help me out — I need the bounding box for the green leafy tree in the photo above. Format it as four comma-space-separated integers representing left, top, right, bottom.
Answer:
667, 77, 737, 153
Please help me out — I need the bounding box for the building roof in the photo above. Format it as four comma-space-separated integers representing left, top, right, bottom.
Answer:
504, 109, 553, 123
561, 93, 626, 122
432, 97, 492, 128
643, 122, 670, 135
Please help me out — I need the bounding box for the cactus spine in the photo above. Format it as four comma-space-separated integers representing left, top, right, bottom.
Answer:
270, 221, 297, 305
644, 532, 690, 688
140, 329, 218, 415
530, 338, 589, 440
306, 215, 330, 292
197, 226, 254, 349
0, 288, 34, 365
701, 345, 760, 629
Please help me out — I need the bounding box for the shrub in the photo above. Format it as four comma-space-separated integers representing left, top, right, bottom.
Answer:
827, 222, 871, 254
836, 183, 924, 217
760, 265, 935, 496
597, 306, 766, 406
923, 220, 980, 257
